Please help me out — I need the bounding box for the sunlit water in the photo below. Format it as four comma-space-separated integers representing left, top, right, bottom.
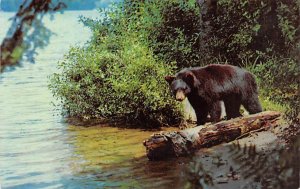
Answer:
0, 11, 190, 189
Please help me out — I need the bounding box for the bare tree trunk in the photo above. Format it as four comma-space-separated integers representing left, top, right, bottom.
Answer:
143, 111, 281, 160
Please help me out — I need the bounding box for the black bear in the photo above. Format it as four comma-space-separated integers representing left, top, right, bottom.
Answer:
165, 64, 262, 125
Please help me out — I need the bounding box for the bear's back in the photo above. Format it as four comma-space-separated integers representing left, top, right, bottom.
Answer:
182, 64, 243, 83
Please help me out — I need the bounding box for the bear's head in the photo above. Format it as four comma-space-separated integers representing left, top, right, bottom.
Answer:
165, 72, 196, 101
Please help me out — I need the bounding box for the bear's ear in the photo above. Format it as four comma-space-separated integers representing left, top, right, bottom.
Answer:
165, 76, 175, 85
183, 72, 195, 86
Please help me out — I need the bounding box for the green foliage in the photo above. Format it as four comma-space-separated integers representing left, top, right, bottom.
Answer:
49, 4, 183, 127
252, 57, 300, 120
50, 0, 300, 125
197, 0, 300, 65
259, 95, 287, 113
98, 0, 204, 69
150, 0, 203, 68
121, 0, 299, 69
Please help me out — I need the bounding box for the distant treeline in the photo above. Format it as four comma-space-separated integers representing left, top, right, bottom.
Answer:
0, 0, 121, 11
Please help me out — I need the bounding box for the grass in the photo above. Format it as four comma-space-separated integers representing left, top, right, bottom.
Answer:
259, 94, 287, 113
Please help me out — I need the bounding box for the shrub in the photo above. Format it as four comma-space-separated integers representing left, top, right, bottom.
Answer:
196, 0, 300, 65
149, 0, 203, 68
49, 32, 182, 127
252, 57, 300, 121
119, 0, 299, 69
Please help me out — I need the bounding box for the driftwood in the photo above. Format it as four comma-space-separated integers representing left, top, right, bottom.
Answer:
143, 111, 281, 160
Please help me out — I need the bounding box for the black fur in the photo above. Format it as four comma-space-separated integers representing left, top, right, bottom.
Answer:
165, 64, 262, 125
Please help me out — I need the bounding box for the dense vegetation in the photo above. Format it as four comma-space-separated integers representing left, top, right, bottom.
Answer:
50, 0, 300, 126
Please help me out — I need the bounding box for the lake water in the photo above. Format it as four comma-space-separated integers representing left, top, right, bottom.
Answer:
0, 11, 191, 189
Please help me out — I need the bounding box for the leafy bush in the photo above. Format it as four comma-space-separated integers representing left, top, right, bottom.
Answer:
149, 0, 203, 68
196, 0, 300, 65
252, 57, 300, 121
49, 8, 183, 127
105, 0, 204, 69
119, 0, 299, 70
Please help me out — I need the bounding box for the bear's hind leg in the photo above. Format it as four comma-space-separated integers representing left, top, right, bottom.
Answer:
224, 96, 242, 119
209, 101, 222, 123
242, 94, 262, 114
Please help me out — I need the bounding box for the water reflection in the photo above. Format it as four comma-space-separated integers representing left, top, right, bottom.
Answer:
66, 125, 189, 188
67, 126, 151, 165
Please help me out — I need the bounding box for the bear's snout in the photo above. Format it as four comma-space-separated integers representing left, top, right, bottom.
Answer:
175, 90, 186, 101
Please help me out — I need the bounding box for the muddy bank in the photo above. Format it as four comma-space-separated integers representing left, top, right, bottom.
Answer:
186, 121, 300, 189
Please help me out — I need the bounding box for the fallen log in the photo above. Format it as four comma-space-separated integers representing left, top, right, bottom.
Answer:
143, 111, 281, 160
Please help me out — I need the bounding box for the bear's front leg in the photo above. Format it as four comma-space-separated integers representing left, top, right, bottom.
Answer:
194, 108, 209, 126
187, 96, 209, 126
196, 111, 208, 125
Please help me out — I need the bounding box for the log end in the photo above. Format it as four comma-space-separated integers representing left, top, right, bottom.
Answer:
143, 133, 176, 160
